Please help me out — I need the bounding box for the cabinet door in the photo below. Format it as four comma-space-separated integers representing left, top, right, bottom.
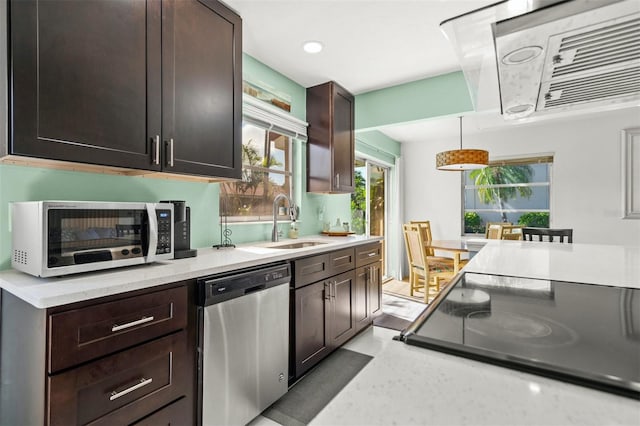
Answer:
369, 261, 383, 317
294, 280, 330, 377
10, 0, 162, 170
354, 266, 370, 332
306, 81, 355, 193
328, 271, 356, 349
162, 0, 242, 178
331, 83, 355, 192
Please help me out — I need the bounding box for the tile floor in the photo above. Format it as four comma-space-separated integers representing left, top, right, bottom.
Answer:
249, 294, 425, 426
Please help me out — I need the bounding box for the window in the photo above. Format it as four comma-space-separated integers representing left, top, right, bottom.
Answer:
220, 123, 292, 222
463, 156, 553, 234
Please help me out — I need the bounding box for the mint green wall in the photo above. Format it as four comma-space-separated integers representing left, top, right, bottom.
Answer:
0, 164, 219, 270
224, 54, 350, 245
354, 71, 472, 131
243, 54, 306, 121
0, 54, 403, 270
0, 55, 343, 269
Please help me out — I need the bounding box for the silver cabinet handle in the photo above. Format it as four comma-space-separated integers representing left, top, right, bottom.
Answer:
324, 282, 330, 300
109, 377, 153, 401
167, 138, 174, 167
112, 316, 154, 332
368, 252, 376, 257
336, 173, 340, 189
152, 135, 160, 165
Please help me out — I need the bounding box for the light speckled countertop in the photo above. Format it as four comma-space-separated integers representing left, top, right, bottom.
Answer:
0, 235, 382, 308
311, 241, 640, 426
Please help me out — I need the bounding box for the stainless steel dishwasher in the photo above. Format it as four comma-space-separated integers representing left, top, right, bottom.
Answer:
196, 262, 290, 426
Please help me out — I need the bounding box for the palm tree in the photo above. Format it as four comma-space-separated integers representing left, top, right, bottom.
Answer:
470, 165, 534, 222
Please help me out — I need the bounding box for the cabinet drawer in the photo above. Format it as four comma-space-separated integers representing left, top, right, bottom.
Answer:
328, 248, 355, 275
355, 242, 382, 267
48, 331, 188, 426
49, 286, 188, 373
293, 248, 356, 289
294, 253, 330, 288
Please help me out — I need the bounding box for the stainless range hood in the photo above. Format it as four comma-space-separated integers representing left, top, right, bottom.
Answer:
441, 0, 640, 120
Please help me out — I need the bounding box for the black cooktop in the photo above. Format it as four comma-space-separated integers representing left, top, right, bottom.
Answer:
401, 272, 640, 399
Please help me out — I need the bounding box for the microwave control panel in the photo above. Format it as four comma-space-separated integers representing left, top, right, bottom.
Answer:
156, 210, 173, 254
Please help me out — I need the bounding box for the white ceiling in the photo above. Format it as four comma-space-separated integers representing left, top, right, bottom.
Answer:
224, 0, 494, 95
224, 0, 638, 144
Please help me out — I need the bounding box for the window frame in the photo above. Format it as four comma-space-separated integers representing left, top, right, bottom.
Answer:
221, 123, 294, 223
461, 155, 554, 235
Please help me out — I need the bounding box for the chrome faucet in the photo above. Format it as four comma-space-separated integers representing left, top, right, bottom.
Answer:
272, 193, 292, 242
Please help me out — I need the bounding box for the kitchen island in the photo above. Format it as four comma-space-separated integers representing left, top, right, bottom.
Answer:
311, 240, 640, 426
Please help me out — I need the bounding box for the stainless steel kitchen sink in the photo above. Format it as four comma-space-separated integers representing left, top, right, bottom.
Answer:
264, 241, 328, 249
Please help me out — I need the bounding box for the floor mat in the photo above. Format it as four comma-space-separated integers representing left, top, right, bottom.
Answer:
372, 312, 412, 331
262, 348, 373, 426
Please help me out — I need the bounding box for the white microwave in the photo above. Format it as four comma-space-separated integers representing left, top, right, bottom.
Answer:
11, 201, 174, 277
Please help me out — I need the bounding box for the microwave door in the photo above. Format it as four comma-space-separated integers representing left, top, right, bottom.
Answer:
44, 204, 149, 275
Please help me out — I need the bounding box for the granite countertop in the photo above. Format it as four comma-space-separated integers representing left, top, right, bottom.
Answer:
311, 241, 640, 426
0, 235, 382, 309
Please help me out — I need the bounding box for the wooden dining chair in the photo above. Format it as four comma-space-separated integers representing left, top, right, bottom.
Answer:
485, 222, 512, 239
409, 220, 435, 256
499, 225, 524, 240
522, 227, 573, 243
402, 223, 455, 303
410, 219, 469, 271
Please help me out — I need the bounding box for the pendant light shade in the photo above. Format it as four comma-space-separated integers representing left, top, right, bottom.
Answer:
436, 116, 488, 171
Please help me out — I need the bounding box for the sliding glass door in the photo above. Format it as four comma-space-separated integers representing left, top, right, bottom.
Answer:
352, 158, 388, 277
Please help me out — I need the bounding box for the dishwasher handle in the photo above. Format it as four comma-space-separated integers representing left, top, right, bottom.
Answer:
244, 284, 266, 295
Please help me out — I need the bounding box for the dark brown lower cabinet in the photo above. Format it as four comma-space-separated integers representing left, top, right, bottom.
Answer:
291, 243, 381, 382
327, 271, 356, 349
354, 266, 371, 332
0, 282, 195, 426
354, 261, 382, 333
293, 280, 330, 378
293, 270, 356, 379
48, 332, 188, 426
369, 261, 382, 317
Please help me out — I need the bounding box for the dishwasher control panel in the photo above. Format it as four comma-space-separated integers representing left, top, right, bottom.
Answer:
197, 262, 291, 306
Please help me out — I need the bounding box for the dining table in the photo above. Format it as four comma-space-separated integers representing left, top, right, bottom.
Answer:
424, 239, 488, 274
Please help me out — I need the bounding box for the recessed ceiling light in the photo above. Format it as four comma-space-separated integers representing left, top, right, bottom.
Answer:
303, 41, 323, 54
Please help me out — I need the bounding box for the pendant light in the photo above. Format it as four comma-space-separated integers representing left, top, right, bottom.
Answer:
436, 116, 488, 171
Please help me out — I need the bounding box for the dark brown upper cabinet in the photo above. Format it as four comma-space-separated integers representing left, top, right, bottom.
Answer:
306, 81, 355, 193
8, 0, 242, 180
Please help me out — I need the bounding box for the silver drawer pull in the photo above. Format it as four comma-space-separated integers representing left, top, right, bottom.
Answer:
367, 252, 376, 257
112, 316, 154, 332
109, 377, 153, 401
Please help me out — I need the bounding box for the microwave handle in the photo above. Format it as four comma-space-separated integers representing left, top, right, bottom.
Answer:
145, 203, 158, 263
